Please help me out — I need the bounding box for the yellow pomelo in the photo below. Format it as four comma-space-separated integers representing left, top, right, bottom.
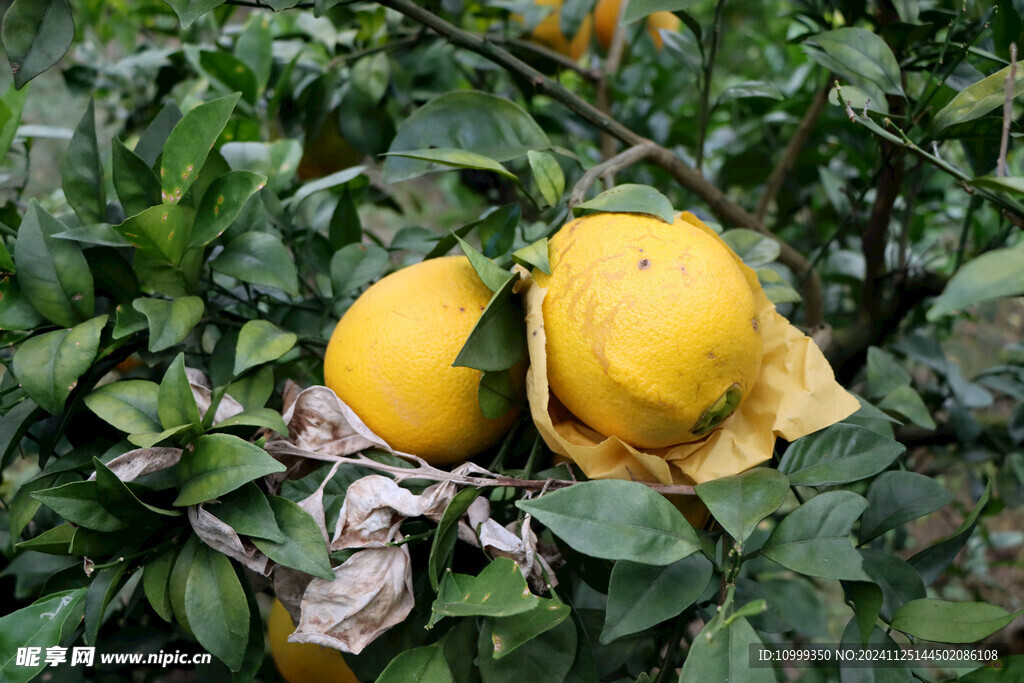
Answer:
594, 0, 680, 51
267, 599, 360, 683
534, 212, 763, 448
324, 256, 522, 463
518, 0, 593, 61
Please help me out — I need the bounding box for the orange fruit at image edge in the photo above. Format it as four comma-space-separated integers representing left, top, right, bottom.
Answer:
267, 599, 359, 683
594, 0, 681, 51
517, 0, 593, 61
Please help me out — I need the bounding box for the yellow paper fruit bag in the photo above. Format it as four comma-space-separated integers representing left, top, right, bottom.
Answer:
519, 211, 859, 492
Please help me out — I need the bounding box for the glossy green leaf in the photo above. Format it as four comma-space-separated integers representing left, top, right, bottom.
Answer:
0, 83, 29, 162
679, 613, 774, 682
384, 91, 550, 183
157, 353, 203, 439
574, 184, 675, 224
454, 234, 513, 293
0, 274, 44, 330
175, 433, 286, 506
233, 319, 297, 376
528, 150, 564, 207
602, 553, 713, 644
891, 599, 1016, 643
251, 496, 334, 580
85, 379, 162, 435
491, 598, 571, 659
428, 487, 481, 591
14, 523, 75, 555
94, 457, 179, 521
865, 346, 912, 398
189, 171, 266, 247
908, 480, 991, 586
426, 205, 520, 261
211, 232, 299, 295
0, 589, 86, 683
12, 315, 105, 415
807, 28, 903, 95
143, 547, 176, 622
477, 610, 576, 683
517, 480, 700, 565
83, 561, 129, 645
478, 368, 519, 419
433, 557, 539, 619
329, 242, 390, 296
720, 229, 780, 268
288, 165, 365, 208
778, 423, 906, 486
199, 50, 258, 104
208, 482, 285, 542
695, 468, 789, 543
927, 246, 1024, 320
185, 543, 250, 671
512, 237, 550, 275
859, 548, 925, 622
14, 200, 94, 327
452, 274, 525, 372
717, 80, 784, 104
755, 267, 802, 305
211, 407, 288, 435
934, 61, 1024, 133
133, 296, 204, 353
385, 148, 519, 183
859, 471, 954, 543
328, 187, 362, 249
116, 204, 194, 267
61, 99, 106, 225
163, 0, 226, 27
32, 480, 128, 532
52, 223, 132, 248
169, 536, 197, 636
761, 490, 870, 580
112, 137, 161, 217
1, 0, 75, 89
234, 15, 272, 89
135, 102, 183, 167
877, 385, 936, 429
160, 93, 239, 203
377, 645, 454, 683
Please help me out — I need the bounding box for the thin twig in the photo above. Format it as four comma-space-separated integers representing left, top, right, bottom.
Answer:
998, 43, 1017, 177
695, 0, 727, 173
568, 142, 659, 207
488, 37, 601, 81
264, 442, 697, 495
374, 0, 825, 326
594, 0, 632, 175
755, 74, 832, 222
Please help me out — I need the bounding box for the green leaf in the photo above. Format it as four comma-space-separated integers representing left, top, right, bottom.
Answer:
516, 480, 700, 565
14, 200, 94, 327
601, 553, 713, 644
717, 80, 784, 104
112, 137, 162, 217
573, 184, 675, 224
846, 581, 883, 645
807, 28, 904, 96
199, 50, 258, 104
234, 15, 272, 89
384, 91, 550, 183
454, 234, 513, 293
94, 457, 179, 521
679, 613, 774, 682
32, 480, 128, 532
288, 166, 365, 209
425, 205, 520, 261
694, 468, 789, 543
169, 535, 197, 636
158, 353, 203, 435
185, 543, 250, 671
160, 93, 239, 203
61, 99, 106, 225
15, 523, 75, 554
927, 246, 1024, 320
478, 369, 519, 419
0, 83, 29, 162
114, 203, 195, 266
328, 187, 362, 249
761, 490, 870, 581
329, 242, 390, 296
720, 229, 780, 268
865, 346, 912, 398
85, 380, 162, 435
128, 424, 193, 448
1, 0, 75, 89
250, 496, 334, 580
1, 399, 39, 472
233, 320, 297, 376
164, 0, 226, 28
877, 385, 936, 429
189, 171, 266, 247
859, 548, 925, 623
211, 231, 299, 296
351, 52, 390, 103
528, 150, 565, 207
477, 611, 576, 683
622, 0, 701, 24
491, 598, 571, 659
428, 487, 481, 591
12, 315, 106, 415
778, 423, 906, 486
377, 645, 454, 683
84, 561, 129, 645
755, 267, 802, 305
134, 295, 204, 353
452, 274, 525, 372
53, 224, 132, 248
143, 547, 176, 622
511, 237, 550, 275
211, 407, 288, 435
175, 433, 286, 506
908, 479, 991, 586
859, 471, 954, 543
891, 599, 1016, 644
433, 557, 539, 619
934, 61, 1024, 133
208, 482, 285, 542
0, 275, 43, 330
969, 175, 1024, 196
385, 148, 519, 183
135, 102, 183, 167
0, 589, 86, 683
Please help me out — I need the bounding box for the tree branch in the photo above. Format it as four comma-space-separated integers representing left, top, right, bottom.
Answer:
568, 142, 660, 207
374, 0, 825, 326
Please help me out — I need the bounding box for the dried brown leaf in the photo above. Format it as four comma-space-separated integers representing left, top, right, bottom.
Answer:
188, 506, 270, 575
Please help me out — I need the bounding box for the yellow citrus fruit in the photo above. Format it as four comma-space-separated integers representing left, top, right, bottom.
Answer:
297, 109, 362, 182
517, 0, 593, 61
267, 599, 360, 683
534, 212, 763, 448
594, 0, 680, 51
324, 256, 522, 463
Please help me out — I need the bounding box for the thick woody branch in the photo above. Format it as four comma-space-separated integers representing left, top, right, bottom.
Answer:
375, 0, 825, 327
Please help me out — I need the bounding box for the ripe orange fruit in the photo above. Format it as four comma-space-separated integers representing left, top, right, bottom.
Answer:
594, 0, 681, 51
324, 256, 523, 463
517, 0, 593, 61
534, 212, 763, 448
267, 598, 360, 683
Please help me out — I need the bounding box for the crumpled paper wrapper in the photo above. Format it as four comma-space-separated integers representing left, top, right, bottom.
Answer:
519, 211, 859, 494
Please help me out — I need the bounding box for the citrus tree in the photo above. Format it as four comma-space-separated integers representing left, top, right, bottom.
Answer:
2, 0, 1024, 681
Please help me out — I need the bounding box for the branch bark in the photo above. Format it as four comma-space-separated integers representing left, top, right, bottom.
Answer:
376, 0, 825, 327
